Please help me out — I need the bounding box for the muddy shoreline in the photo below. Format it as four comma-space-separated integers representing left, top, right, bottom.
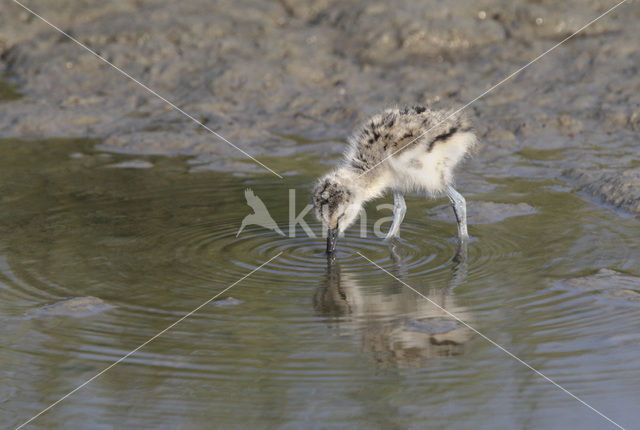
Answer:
0, 0, 638, 214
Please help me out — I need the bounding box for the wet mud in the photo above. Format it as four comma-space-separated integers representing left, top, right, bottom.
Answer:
0, 0, 638, 212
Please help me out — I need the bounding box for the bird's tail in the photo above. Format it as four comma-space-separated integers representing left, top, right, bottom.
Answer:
273, 225, 285, 236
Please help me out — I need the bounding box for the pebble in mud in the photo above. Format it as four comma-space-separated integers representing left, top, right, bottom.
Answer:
106, 159, 154, 169
26, 296, 113, 318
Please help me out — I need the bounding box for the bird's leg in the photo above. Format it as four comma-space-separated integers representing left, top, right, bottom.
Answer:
384, 191, 406, 240
446, 186, 468, 261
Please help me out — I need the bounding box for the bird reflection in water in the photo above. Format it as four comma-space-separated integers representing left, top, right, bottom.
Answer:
314, 243, 474, 366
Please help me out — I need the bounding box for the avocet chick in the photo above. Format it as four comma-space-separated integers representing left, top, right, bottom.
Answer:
312, 105, 477, 255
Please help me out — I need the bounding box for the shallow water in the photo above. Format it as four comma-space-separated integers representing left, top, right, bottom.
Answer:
1, 139, 639, 429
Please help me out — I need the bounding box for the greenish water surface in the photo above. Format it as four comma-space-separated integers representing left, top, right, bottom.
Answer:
1, 138, 639, 429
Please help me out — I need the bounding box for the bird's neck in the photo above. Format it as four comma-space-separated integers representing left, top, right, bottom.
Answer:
336, 166, 389, 202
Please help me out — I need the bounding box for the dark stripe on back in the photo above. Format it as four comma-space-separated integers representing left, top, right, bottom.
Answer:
428, 127, 458, 151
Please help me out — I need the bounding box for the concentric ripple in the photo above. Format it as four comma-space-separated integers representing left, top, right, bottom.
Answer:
225, 221, 454, 280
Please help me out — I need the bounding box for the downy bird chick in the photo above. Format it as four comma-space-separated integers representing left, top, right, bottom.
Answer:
312, 105, 477, 255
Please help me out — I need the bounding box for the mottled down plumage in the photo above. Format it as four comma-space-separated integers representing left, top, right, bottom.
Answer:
312, 104, 477, 255
346, 105, 474, 173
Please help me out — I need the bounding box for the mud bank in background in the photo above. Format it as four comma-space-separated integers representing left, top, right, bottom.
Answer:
566, 167, 640, 216
0, 0, 638, 213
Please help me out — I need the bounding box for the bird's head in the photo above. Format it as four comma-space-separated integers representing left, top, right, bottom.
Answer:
312, 173, 361, 255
